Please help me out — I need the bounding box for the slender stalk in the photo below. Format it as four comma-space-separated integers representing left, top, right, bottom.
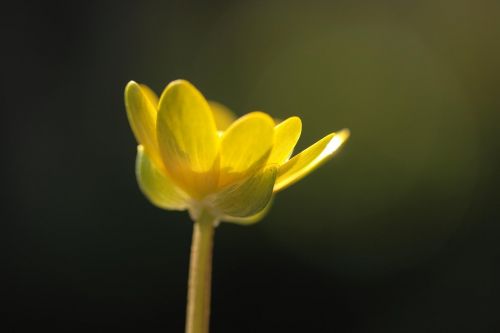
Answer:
185, 210, 216, 333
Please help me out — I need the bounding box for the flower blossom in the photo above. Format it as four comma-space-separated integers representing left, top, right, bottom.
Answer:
125, 79, 349, 224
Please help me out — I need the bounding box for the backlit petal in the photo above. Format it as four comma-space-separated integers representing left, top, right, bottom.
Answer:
140, 84, 159, 107
219, 112, 274, 187
214, 166, 277, 218
136, 146, 187, 210
157, 80, 220, 198
221, 197, 274, 225
274, 129, 350, 192
267, 116, 302, 165
124, 81, 163, 166
208, 101, 237, 131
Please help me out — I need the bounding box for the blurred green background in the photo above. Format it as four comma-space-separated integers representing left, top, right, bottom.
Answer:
4, 0, 500, 331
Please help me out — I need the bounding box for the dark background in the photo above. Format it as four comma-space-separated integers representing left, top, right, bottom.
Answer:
3, 0, 500, 331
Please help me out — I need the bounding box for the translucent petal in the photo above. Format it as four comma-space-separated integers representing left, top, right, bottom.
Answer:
157, 80, 220, 198
124, 81, 162, 166
208, 101, 237, 131
274, 129, 350, 192
214, 166, 277, 217
139, 84, 159, 107
219, 112, 274, 187
221, 197, 274, 225
267, 116, 302, 165
136, 146, 187, 210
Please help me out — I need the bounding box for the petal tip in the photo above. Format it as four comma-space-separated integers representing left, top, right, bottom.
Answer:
320, 128, 350, 159
244, 111, 275, 126
167, 79, 195, 91
125, 80, 139, 92
283, 116, 303, 131
124, 81, 144, 104
337, 128, 351, 141
159, 79, 207, 108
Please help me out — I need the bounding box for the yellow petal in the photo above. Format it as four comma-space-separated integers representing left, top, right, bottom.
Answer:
274, 129, 350, 192
124, 81, 163, 166
221, 197, 274, 225
219, 112, 275, 187
139, 83, 159, 108
136, 145, 187, 210
208, 101, 237, 131
267, 116, 302, 165
156, 80, 220, 198
214, 166, 277, 218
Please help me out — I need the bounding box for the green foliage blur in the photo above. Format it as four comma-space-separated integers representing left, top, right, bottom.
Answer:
4, 0, 499, 332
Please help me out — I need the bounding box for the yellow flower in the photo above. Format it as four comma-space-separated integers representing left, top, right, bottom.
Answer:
125, 79, 349, 224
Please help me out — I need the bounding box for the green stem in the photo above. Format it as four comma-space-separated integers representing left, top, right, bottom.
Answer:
185, 210, 216, 333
